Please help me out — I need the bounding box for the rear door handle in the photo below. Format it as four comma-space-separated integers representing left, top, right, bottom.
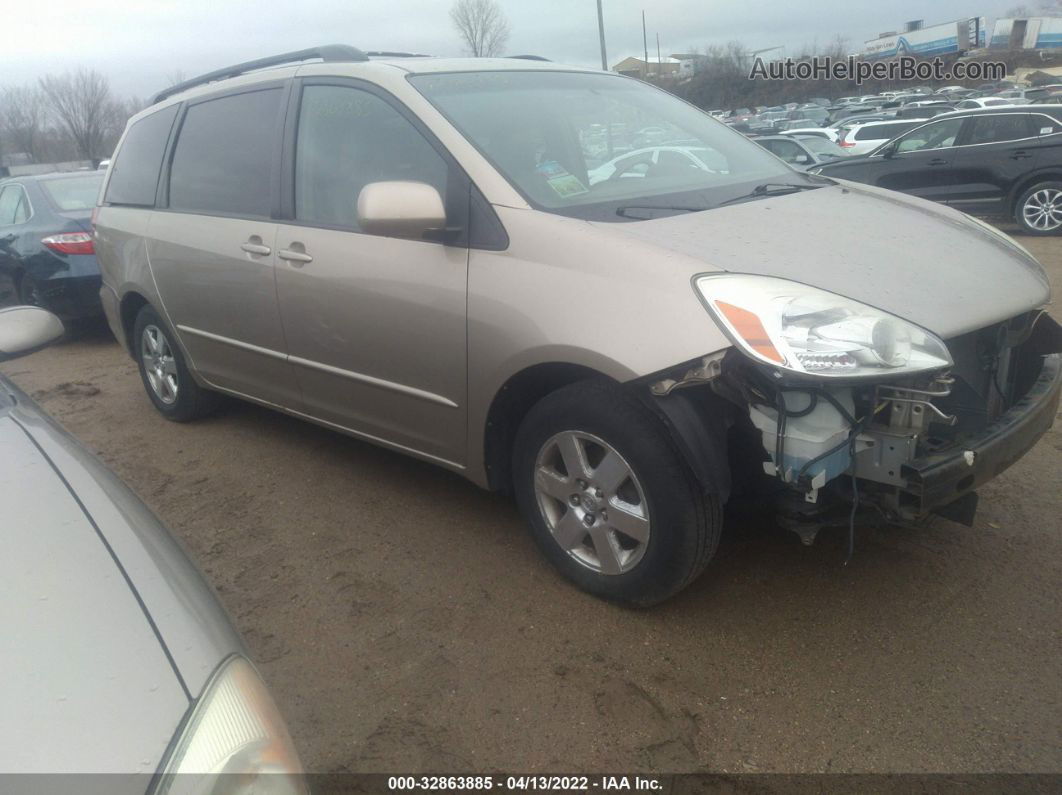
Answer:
1011, 151, 1033, 160
240, 242, 271, 255
927, 158, 949, 166
278, 248, 313, 265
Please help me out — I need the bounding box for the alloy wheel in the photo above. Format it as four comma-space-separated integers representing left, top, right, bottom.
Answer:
141, 324, 179, 405
1023, 188, 1062, 231
533, 431, 651, 575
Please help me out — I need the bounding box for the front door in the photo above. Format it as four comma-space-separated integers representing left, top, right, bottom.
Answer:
274, 81, 469, 467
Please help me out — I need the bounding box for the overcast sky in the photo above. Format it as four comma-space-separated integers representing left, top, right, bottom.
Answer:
2, 0, 1021, 99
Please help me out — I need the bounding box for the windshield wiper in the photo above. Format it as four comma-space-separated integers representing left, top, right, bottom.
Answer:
615, 204, 705, 219
718, 182, 822, 207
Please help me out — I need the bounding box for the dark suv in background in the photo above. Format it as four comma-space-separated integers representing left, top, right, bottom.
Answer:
0, 172, 105, 319
813, 105, 1062, 234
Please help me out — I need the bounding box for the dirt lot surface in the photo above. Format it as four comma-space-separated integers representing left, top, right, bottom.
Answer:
2, 226, 1061, 775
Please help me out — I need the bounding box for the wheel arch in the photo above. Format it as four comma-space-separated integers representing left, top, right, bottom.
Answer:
482, 361, 611, 494
1009, 170, 1062, 216
119, 290, 151, 358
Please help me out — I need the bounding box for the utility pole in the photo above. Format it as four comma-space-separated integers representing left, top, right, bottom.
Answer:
596, 0, 608, 71
656, 32, 661, 68
642, 10, 649, 78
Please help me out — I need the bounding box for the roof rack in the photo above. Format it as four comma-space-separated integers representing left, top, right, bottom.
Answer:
365, 51, 432, 58
151, 44, 369, 105
509, 55, 550, 61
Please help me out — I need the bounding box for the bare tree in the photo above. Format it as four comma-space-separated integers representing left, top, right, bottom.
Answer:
450, 0, 510, 57
164, 69, 188, 87
0, 85, 48, 162
39, 68, 118, 165
1008, 1, 1062, 14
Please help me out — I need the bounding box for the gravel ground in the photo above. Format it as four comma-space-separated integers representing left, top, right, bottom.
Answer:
2, 226, 1060, 774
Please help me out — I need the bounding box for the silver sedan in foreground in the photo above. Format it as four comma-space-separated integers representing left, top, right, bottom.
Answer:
0, 306, 306, 793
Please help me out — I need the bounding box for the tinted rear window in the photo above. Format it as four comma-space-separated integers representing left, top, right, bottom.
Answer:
168, 88, 281, 217
104, 104, 178, 206
42, 175, 104, 211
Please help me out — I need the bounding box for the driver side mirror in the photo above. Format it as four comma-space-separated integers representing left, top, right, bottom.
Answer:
795, 154, 811, 165
357, 181, 448, 241
0, 306, 64, 363
880, 142, 898, 159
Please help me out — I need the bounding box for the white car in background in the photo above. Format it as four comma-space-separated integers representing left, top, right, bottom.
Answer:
955, 97, 1018, 110
782, 127, 839, 142
837, 119, 919, 155
587, 145, 727, 184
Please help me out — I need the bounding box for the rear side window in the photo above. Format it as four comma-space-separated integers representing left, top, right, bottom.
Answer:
169, 88, 282, 217
105, 104, 179, 206
42, 175, 104, 211
0, 184, 29, 225
966, 114, 1033, 145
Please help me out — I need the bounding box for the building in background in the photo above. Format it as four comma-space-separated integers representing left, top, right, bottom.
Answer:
862, 17, 986, 59
991, 17, 1062, 50
611, 56, 685, 80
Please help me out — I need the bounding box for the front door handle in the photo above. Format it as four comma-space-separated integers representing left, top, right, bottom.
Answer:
927, 158, 949, 166
278, 248, 313, 265
1011, 151, 1033, 160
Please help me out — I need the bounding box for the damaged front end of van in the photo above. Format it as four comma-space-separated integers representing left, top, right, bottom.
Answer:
647, 274, 1062, 545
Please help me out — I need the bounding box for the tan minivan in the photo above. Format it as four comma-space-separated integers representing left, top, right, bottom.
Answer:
96, 46, 1061, 605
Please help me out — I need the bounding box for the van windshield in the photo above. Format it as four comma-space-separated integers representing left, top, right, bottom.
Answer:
410, 70, 808, 221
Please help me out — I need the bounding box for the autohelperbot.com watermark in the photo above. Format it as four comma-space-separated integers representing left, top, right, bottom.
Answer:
749, 55, 1006, 85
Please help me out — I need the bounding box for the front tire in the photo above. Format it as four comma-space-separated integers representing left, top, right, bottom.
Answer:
1015, 181, 1062, 235
512, 380, 721, 606
133, 305, 220, 422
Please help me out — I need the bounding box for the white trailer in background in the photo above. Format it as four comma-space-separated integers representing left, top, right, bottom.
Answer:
991, 17, 1062, 50
862, 18, 986, 59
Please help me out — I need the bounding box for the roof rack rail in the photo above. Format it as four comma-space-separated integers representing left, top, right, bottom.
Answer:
365, 51, 432, 58
509, 55, 550, 61
151, 44, 369, 105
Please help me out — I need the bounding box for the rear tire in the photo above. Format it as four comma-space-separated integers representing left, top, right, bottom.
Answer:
512, 380, 721, 606
1015, 181, 1062, 235
17, 272, 43, 307
133, 304, 220, 422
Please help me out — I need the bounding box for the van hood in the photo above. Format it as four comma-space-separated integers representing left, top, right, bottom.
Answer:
606, 180, 1051, 339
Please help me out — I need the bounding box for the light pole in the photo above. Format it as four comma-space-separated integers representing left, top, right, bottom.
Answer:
596, 0, 608, 70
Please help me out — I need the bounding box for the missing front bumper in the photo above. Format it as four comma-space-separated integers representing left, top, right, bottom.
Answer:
901, 352, 1061, 518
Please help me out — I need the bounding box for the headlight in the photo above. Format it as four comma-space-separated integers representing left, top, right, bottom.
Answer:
156, 656, 307, 795
695, 274, 952, 378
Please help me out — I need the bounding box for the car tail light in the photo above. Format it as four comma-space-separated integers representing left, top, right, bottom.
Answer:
42, 232, 95, 255
90, 206, 99, 228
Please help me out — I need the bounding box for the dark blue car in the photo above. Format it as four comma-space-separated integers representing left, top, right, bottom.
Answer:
0, 171, 104, 320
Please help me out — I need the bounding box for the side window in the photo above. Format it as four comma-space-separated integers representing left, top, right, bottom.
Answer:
895, 118, 964, 153
295, 85, 448, 231
169, 88, 282, 217
764, 139, 803, 163
0, 185, 28, 225
105, 104, 179, 206
966, 114, 1033, 145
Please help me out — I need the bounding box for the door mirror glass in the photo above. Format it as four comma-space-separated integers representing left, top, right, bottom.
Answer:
0, 306, 64, 362
795, 153, 811, 164
357, 181, 446, 240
